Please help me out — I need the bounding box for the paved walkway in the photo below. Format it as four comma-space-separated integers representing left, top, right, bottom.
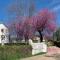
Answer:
46, 46, 60, 56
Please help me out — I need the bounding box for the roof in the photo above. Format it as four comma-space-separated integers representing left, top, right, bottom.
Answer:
0, 24, 8, 29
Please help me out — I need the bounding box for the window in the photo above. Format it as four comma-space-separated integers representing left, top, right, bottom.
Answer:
1, 29, 4, 33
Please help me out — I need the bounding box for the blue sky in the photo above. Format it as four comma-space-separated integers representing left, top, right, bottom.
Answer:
0, 0, 60, 27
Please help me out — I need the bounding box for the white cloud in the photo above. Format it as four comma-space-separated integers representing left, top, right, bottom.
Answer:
52, 5, 60, 11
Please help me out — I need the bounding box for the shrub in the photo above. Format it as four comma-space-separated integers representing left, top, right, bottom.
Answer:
0, 44, 32, 60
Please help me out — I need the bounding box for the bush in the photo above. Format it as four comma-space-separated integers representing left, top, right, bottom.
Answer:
54, 41, 60, 47
47, 41, 54, 46
0, 44, 32, 60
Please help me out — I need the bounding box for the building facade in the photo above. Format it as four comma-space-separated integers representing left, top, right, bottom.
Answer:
0, 24, 9, 43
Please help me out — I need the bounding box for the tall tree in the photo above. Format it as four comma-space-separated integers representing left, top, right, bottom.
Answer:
7, 0, 36, 41
29, 0, 35, 17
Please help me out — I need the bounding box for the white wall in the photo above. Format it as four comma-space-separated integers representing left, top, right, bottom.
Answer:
0, 24, 9, 43
29, 39, 47, 55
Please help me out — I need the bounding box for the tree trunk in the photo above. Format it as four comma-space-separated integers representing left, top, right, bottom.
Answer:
25, 36, 29, 43
38, 30, 43, 42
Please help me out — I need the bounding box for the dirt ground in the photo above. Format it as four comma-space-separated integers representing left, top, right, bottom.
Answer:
20, 55, 56, 60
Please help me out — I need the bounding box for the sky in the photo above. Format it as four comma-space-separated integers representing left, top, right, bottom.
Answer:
0, 0, 60, 27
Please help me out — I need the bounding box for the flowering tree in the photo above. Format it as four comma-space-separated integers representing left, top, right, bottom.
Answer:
15, 9, 56, 42
7, 0, 35, 42
15, 21, 23, 39
33, 9, 56, 42
9, 8, 56, 43
21, 17, 34, 42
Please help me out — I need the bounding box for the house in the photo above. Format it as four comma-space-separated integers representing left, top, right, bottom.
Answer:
0, 24, 9, 44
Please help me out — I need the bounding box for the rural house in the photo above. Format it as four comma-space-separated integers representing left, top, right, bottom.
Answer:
0, 24, 9, 43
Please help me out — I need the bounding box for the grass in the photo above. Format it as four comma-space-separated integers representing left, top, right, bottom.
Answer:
0, 43, 47, 60
0, 44, 32, 60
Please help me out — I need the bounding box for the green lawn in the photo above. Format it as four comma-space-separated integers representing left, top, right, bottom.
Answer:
0, 44, 32, 60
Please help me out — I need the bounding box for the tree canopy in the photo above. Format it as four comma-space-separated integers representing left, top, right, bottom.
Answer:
12, 9, 56, 42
